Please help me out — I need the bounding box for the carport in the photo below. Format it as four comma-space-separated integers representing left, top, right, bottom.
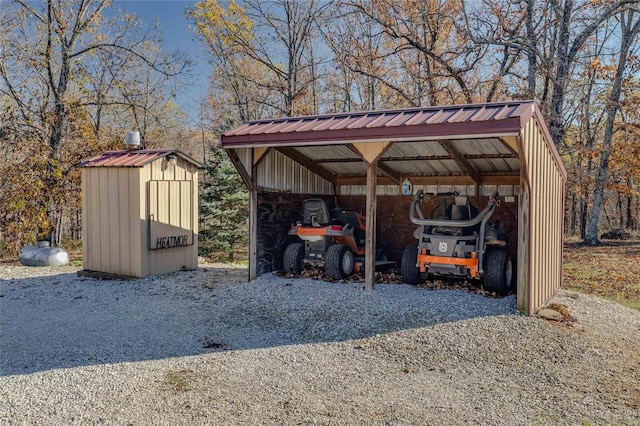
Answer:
221, 101, 566, 315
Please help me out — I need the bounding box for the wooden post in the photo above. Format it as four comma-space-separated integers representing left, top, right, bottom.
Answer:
249, 150, 258, 281
365, 162, 377, 291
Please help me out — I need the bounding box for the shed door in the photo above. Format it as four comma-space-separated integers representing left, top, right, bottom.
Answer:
148, 180, 194, 250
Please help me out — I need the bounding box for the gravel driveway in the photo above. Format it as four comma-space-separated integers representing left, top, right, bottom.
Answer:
1, 264, 638, 425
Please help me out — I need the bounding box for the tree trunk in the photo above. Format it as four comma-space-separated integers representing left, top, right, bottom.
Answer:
549, 0, 573, 148
570, 192, 577, 235
585, 11, 640, 245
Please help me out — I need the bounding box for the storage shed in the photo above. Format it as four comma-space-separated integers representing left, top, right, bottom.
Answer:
76, 149, 202, 278
221, 101, 566, 315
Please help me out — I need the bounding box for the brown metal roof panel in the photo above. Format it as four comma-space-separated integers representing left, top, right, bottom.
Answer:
448, 107, 480, 123
329, 116, 361, 130
494, 104, 521, 120
76, 150, 165, 168
292, 118, 322, 132
382, 112, 413, 127
76, 149, 203, 168
222, 115, 522, 147
469, 105, 504, 122
345, 114, 376, 129
224, 122, 253, 136
345, 114, 378, 129
277, 119, 310, 133
311, 117, 341, 131
404, 110, 437, 125
364, 113, 395, 128
426, 109, 458, 124
512, 101, 535, 117
251, 121, 286, 134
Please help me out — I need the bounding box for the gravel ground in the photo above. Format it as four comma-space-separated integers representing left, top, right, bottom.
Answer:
0, 264, 639, 425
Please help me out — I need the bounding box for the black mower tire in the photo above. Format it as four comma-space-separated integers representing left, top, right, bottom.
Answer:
376, 248, 388, 262
483, 246, 513, 295
325, 243, 354, 279
283, 242, 304, 274
401, 244, 424, 285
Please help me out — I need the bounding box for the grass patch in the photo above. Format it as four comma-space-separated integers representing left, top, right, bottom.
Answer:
161, 369, 196, 393
564, 240, 640, 310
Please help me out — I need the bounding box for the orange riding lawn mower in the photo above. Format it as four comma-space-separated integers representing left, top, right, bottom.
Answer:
401, 190, 514, 295
283, 199, 391, 279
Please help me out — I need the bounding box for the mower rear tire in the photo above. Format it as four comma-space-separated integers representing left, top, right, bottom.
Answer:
401, 244, 425, 285
325, 243, 354, 279
283, 242, 305, 275
483, 246, 513, 295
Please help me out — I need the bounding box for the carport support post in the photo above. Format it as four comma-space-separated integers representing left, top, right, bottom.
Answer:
364, 162, 377, 290
249, 153, 258, 281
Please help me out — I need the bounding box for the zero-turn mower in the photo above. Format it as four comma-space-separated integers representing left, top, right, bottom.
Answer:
401, 190, 513, 294
283, 198, 387, 279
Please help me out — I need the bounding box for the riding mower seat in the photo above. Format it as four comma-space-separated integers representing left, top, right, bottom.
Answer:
433, 196, 478, 236
301, 199, 331, 227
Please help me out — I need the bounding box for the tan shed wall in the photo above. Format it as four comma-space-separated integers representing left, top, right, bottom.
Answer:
81, 168, 143, 277
140, 157, 199, 276
521, 118, 565, 314
256, 149, 334, 195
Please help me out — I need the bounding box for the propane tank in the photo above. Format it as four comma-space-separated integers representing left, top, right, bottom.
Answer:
19, 242, 69, 267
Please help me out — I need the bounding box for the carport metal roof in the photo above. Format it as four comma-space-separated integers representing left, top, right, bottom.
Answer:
221, 100, 565, 186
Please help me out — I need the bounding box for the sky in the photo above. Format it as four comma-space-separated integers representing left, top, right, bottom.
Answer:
111, 0, 211, 125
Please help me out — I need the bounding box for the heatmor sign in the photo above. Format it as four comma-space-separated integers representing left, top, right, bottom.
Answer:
148, 180, 195, 250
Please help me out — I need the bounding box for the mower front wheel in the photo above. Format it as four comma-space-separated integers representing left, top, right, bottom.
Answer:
483, 246, 513, 295
283, 242, 305, 275
325, 243, 354, 279
401, 244, 425, 285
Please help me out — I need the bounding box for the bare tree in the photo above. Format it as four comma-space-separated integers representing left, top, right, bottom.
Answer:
585, 7, 640, 244
190, 0, 330, 118
0, 0, 186, 245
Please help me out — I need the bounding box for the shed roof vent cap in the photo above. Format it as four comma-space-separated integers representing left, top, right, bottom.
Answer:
125, 131, 141, 150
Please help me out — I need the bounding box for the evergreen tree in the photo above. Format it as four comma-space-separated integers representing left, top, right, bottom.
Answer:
199, 145, 248, 260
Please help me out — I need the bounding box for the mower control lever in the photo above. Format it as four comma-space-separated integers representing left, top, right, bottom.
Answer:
409, 190, 499, 227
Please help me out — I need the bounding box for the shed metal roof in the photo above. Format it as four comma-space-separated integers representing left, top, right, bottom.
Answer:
76, 149, 202, 168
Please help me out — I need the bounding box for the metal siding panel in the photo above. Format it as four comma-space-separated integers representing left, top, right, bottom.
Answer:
134, 165, 145, 277
170, 181, 180, 227
454, 185, 468, 195
107, 169, 120, 274
257, 149, 333, 194
98, 168, 109, 273
81, 170, 88, 270
235, 148, 253, 179
117, 169, 130, 275
139, 167, 150, 277
384, 141, 449, 157
525, 121, 536, 313
533, 125, 541, 311
295, 144, 357, 161
87, 170, 100, 271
